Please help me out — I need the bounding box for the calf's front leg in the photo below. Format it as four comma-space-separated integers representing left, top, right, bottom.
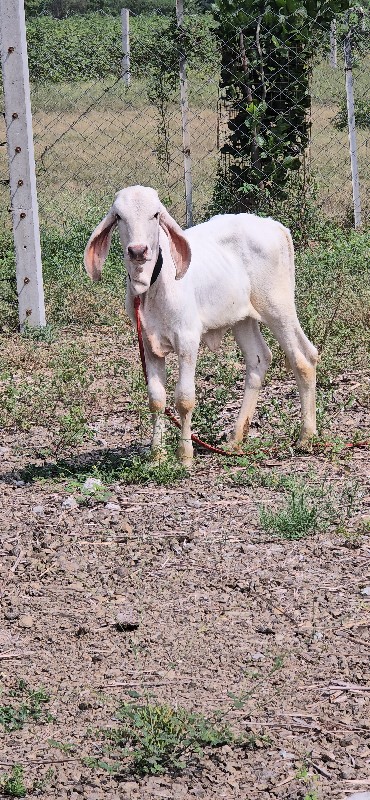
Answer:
175, 342, 198, 468
143, 341, 167, 462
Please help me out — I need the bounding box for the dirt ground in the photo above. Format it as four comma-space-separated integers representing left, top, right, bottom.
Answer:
1, 371, 370, 800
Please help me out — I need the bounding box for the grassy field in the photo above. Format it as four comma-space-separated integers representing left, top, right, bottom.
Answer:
0, 217, 369, 798
1, 55, 370, 232
0, 37, 370, 800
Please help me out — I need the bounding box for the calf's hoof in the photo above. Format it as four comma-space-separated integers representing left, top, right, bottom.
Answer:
227, 436, 244, 455
177, 442, 193, 470
179, 455, 193, 470
297, 431, 316, 451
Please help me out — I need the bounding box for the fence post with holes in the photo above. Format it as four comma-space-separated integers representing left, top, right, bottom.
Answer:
121, 8, 130, 87
176, 0, 193, 227
330, 19, 337, 68
0, 0, 46, 329
344, 32, 362, 229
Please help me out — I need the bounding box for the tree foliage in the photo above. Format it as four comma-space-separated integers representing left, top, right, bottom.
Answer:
213, 0, 350, 214
25, 12, 217, 82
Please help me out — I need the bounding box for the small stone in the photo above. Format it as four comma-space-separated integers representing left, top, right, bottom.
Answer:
105, 502, 121, 512
19, 614, 34, 629
360, 586, 370, 596
14, 480, 25, 487
115, 566, 126, 577
5, 607, 20, 621
347, 794, 370, 800
313, 630, 324, 640
120, 518, 133, 535
115, 607, 139, 631
251, 652, 265, 661
75, 625, 89, 637
83, 477, 103, 493
32, 505, 45, 515
0, 446, 10, 456
279, 750, 295, 760
62, 496, 79, 510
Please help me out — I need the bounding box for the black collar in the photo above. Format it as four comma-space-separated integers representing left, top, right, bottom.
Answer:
127, 248, 163, 288
150, 247, 163, 286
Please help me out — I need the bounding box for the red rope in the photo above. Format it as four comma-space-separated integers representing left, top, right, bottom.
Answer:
133, 297, 369, 457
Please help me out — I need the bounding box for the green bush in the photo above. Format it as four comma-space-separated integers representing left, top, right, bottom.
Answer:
333, 98, 370, 130
295, 228, 370, 382
25, 12, 218, 83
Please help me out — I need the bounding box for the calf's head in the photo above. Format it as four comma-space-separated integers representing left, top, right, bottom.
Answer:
84, 186, 191, 294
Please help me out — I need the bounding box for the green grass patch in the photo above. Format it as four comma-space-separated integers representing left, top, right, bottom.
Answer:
0, 682, 51, 733
259, 490, 318, 539
0, 765, 27, 798
85, 697, 237, 776
18, 450, 187, 487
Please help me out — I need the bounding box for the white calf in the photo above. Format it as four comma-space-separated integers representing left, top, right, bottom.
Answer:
84, 185, 318, 466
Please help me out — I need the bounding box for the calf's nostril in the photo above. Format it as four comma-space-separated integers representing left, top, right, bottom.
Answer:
128, 244, 148, 260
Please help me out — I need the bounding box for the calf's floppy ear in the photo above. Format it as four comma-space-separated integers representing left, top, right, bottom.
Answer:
84, 208, 117, 282
159, 206, 191, 279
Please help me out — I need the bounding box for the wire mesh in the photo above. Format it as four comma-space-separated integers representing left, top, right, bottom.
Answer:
0, 6, 369, 235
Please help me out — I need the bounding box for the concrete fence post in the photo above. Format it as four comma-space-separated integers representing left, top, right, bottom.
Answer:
121, 8, 130, 87
0, 0, 46, 329
176, 0, 193, 228
344, 32, 362, 229
329, 19, 337, 68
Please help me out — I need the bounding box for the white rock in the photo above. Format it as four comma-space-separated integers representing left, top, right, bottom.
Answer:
105, 502, 121, 512
346, 794, 370, 800
32, 505, 45, 515
19, 614, 34, 629
279, 750, 295, 760
83, 477, 103, 493
360, 586, 370, 596
0, 446, 10, 456
251, 652, 265, 661
62, 496, 79, 510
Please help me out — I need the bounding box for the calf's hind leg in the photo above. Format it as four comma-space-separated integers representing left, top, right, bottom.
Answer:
230, 318, 272, 448
264, 311, 318, 446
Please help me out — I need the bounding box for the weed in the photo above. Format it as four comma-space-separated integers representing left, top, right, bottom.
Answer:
21, 323, 55, 344
296, 761, 319, 800
336, 523, 363, 549
87, 697, 236, 776
0, 682, 51, 733
65, 470, 111, 504
48, 739, 76, 754
0, 765, 27, 798
260, 490, 318, 539
227, 691, 249, 709
119, 454, 187, 485
193, 346, 240, 444
56, 406, 92, 454
32, 768, 55, 793
18, 448, 187, 487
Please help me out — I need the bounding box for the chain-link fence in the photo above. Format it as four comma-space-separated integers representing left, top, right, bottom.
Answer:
1, 5, 369, 237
